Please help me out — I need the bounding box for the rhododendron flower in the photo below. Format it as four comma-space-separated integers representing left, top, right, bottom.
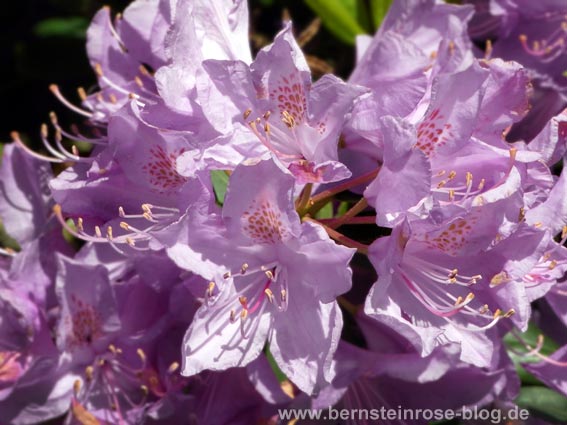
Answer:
166, 157, 355, 394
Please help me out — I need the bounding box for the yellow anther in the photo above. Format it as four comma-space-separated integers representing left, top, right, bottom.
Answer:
168, 362, 180, 373
137, 348, 146, 363
140, 385, 149, 396
85, 366, 94, 381
77, 87, 87, 101
94, 63, 104, 77
490, 271, 509, 287
264, 288, 274, 303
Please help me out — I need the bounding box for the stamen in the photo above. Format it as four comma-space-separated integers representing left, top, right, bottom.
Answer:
49, 84, 93, 118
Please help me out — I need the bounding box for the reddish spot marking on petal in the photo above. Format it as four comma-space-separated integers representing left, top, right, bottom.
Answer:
68, 294, 103, 348
414, 108, 455, 157
142, 145, 189, 193
269, 72, 307, 125
288, 160, 326, 183
422, 215, 479, 256
243, 199, 288, 244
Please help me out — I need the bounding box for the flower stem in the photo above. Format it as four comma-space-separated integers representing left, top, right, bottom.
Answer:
306, 167, 379, 216
326, 198, 368, 229
303, 217, 369, 254
295, 183, 313, 215
317, 216, 377, 226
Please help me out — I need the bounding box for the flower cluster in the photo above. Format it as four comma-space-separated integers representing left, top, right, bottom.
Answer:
2, 0, 567, 424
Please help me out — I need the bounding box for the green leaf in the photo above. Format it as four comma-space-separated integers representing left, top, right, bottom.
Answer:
315, 202, 334, 219
337, 201, 350, 216
516, 387, 567, 422
210, 170, 230, 205
0, 221, 20, 252
264, 346, 287, 383
34, 17, 89, 39
305, 0, 367, 44
368, 0, 394, 29
355, 0, 374, 34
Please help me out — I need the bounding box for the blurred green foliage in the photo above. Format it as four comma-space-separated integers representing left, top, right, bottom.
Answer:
305, 0, 393, 43
0, 0, 355, 147
34, 17, 90, 39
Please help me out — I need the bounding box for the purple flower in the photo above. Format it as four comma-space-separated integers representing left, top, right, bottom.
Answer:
302, 313, 518, 425
144, 0, 252, 133
0, 144, 54, 246
523, 344, 567, 397
194, 23, 366, 183
466, 0, 567, 141
361, 59, 538, 227
365, 202, 548, 367
165, 157, 355, 394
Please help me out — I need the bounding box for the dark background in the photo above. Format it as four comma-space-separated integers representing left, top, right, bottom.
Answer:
0, 0, 355, 147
